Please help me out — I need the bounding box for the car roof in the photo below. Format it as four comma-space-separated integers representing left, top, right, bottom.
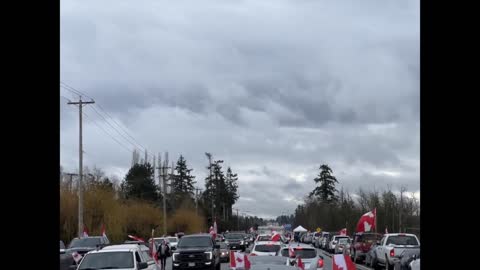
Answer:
181, 233, 212, 238
255, 241, 283, 245
281, 244, 315, 249
103, 244, 142, 250
385, 233, 417, 237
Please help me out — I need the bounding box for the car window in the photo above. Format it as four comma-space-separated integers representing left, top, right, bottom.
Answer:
254, 244, 281, 253
141, 250, 153, 261
386, 236, 419, 246
78, 252, 134, 269
178, 237, 213, 248
380, 237, 386, 245
68, 238, 102, 248
280, 248, 316, 259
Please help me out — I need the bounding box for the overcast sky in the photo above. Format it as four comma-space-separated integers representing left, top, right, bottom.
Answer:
60, 0, 419, 219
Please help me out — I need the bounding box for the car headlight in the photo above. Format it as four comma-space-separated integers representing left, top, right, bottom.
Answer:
205, 251, 213, 260
172, 252, 179, 261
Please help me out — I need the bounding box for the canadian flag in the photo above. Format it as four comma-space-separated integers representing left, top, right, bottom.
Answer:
297, 256, 305, 270
128, 234, 146, 242
355, 208, 376, 233
101, 224, 109, 242
150, 229, 159, 265
339, 228, 347, 235
332, 254, 356, 270
288, 245, 296, 258
271, 232, 281, 242
72, 251, 83, 264
209, 223, 217, 240
83, 225, 89, 237
230, 251, 251, 270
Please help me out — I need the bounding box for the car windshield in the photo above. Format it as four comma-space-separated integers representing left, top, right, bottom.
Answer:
225, 234, 244, 239
281, 248, 317, 259
257, 236, 272, 241
68, 238, 102, 248
178, 237, 212, 247
219, 242, 228, 249
254, 244, 281, 253
338, 238, 349, 244
386, 236, 419, 246
168, 237, 178, 243
78, 252, 134, 269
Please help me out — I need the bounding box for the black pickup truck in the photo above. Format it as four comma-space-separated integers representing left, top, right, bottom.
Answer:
172, 234, 221, 270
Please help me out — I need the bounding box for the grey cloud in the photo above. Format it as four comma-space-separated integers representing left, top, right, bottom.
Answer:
61, 0, 419, 218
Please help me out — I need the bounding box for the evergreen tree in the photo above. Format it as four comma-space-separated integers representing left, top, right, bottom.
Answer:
121, 163, 158, 202
309, 164, 339, 203
171, 155, 196, 207
225, 167, 239, 219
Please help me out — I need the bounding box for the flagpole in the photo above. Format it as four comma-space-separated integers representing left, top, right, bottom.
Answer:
374, 208, 377, 234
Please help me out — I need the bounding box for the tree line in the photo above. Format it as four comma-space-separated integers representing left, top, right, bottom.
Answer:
60, 152, 267, 243
278, 164, 420, 238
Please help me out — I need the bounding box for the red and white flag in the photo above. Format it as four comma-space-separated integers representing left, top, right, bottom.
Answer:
271, 232, 281, 242
101, 224, 109, 242
355, 208, 376, 233
150, 229, 159, 265
230, 251, 251, 269
288, 245, 296, 258
72, 251, 83, 264
297, 256, 305, 270
128, 234, 146, 242
83, 225, 89, 237
339, 228, 347, 235
332, 254, 356, 270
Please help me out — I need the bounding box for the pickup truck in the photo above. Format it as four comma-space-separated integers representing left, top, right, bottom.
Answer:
172, 234, 221, 270
372, 233, 420, 270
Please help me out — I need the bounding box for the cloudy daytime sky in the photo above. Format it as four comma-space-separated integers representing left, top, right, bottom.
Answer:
60, 0, 419, 219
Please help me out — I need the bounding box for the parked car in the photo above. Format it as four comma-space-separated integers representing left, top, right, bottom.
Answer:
218, 242, 229, 262
334, 237, 350, 254
327, 235, 349, 253
172, 234, 221, 270
280, 243, 324, 270
312, 232, 321, 246
249, 241, 284, 256
350, 232, 383, 263
372, 233, 420, 270
317, 232, 330, 249
303, 233, 314, 244
76, 244, 155, 270
166, 236, 179, 250
225, 232, 248, 251
66, 236, 110, 256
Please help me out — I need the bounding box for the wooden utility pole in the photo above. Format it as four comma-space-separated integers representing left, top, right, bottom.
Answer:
68, 97, 94, 238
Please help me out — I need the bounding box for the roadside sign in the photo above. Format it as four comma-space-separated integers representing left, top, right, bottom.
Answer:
316, 227, 321, 233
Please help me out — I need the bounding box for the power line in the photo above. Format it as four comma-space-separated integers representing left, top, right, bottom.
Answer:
60, 81, 147, 153
82, 111, 133, 154
88, 105, 146, 152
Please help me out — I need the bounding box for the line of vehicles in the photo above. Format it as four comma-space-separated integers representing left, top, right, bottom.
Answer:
297, 231, 420, 270
60, 230, 419, 270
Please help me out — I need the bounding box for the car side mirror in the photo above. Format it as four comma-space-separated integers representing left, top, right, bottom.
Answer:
214, 244, 220, 249
138, 262, 148, 269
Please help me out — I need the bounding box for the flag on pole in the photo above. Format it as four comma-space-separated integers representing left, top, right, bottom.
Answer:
271, 232, 281, 241
83, 225, 89, 237
101, 224, 109, 242
297, 256, 305, 270
332, 254, 356, 270
339, 228, 347, 235
128, 234, 146, 242
150, 229, 159, 265
288, 245, 296, 258
355, 209, 376, 233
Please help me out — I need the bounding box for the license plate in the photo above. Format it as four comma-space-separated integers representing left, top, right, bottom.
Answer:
188, 262, 195, 267
232, 246, 236, 248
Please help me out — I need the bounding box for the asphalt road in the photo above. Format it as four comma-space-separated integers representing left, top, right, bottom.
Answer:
163, 243, 376, 270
